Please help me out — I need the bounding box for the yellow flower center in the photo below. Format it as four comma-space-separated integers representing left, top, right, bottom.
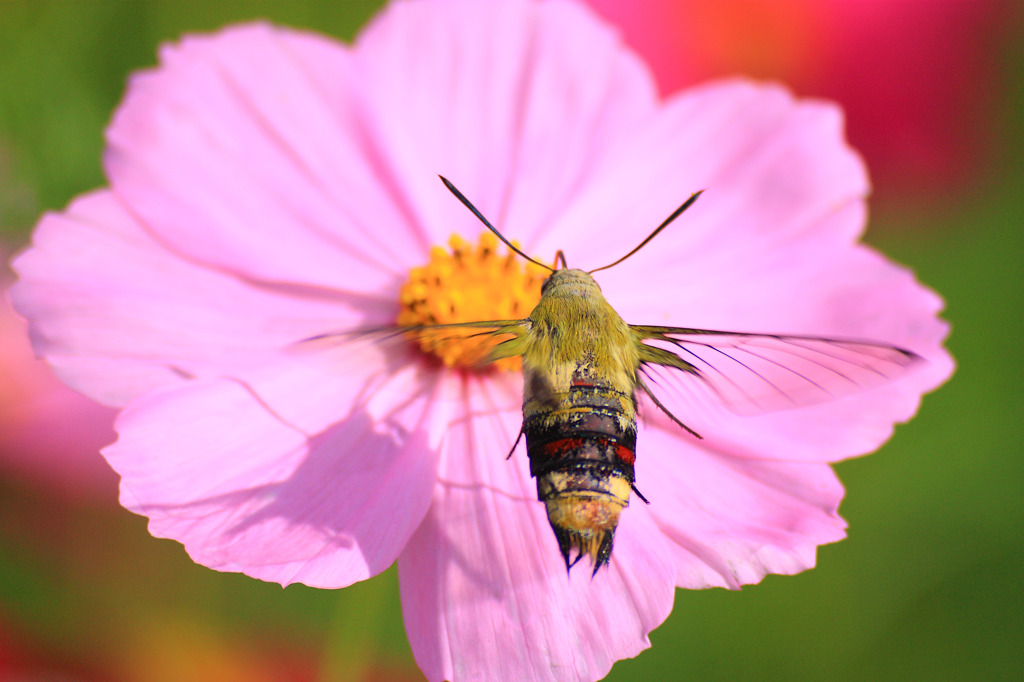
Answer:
397, 232, 547, 370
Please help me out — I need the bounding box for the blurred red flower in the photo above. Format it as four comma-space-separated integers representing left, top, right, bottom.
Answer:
587, 0, 1009, 206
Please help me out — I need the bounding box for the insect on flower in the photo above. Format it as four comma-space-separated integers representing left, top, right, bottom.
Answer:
324, 176, 923, 576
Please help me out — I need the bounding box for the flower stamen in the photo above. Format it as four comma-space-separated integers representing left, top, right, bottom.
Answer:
397, 233, 547, 370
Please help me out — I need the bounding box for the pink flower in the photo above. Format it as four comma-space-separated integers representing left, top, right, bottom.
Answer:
10, 1, 952, 680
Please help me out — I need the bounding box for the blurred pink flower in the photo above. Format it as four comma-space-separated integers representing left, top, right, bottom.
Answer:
1, 246, 118, 498
10, 0, 952, 680
586, 0, 1008, 205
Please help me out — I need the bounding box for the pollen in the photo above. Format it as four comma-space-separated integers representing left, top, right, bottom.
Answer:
397, 232, 547, 370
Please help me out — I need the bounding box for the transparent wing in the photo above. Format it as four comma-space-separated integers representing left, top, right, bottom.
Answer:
290, 318, 531, 368
632, 325, 923, 417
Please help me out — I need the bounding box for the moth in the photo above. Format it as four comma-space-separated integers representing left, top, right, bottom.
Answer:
327, 177, 921, 575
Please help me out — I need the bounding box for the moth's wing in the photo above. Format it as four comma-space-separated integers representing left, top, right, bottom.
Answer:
290, 319, 532, 368
632, 325, 923, 418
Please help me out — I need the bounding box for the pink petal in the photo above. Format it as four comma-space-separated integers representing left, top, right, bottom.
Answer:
636, 423, 847, 589
398, 373, 675, 682
106, 346, 440, 588
532, 80, 866, 268
105, 23, 418, 290
353, 0, 658, 250
10, 191, 386, 407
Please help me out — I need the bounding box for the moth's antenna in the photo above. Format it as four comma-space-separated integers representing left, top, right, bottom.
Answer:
588, 190, 704, 275
439, 176, 555, 272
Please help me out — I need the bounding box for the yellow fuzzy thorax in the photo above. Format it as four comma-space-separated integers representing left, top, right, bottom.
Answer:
521, 269, 641, 396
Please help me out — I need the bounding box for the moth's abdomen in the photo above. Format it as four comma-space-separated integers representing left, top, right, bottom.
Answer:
524, 382, 637, 573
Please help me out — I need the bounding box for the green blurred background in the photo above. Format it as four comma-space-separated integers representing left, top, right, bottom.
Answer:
0, 1, 1020, 680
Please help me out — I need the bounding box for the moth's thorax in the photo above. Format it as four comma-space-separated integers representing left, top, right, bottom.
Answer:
525, 268, 638, 396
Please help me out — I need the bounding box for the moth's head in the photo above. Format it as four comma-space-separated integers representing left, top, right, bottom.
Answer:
540, 268, 600, 296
